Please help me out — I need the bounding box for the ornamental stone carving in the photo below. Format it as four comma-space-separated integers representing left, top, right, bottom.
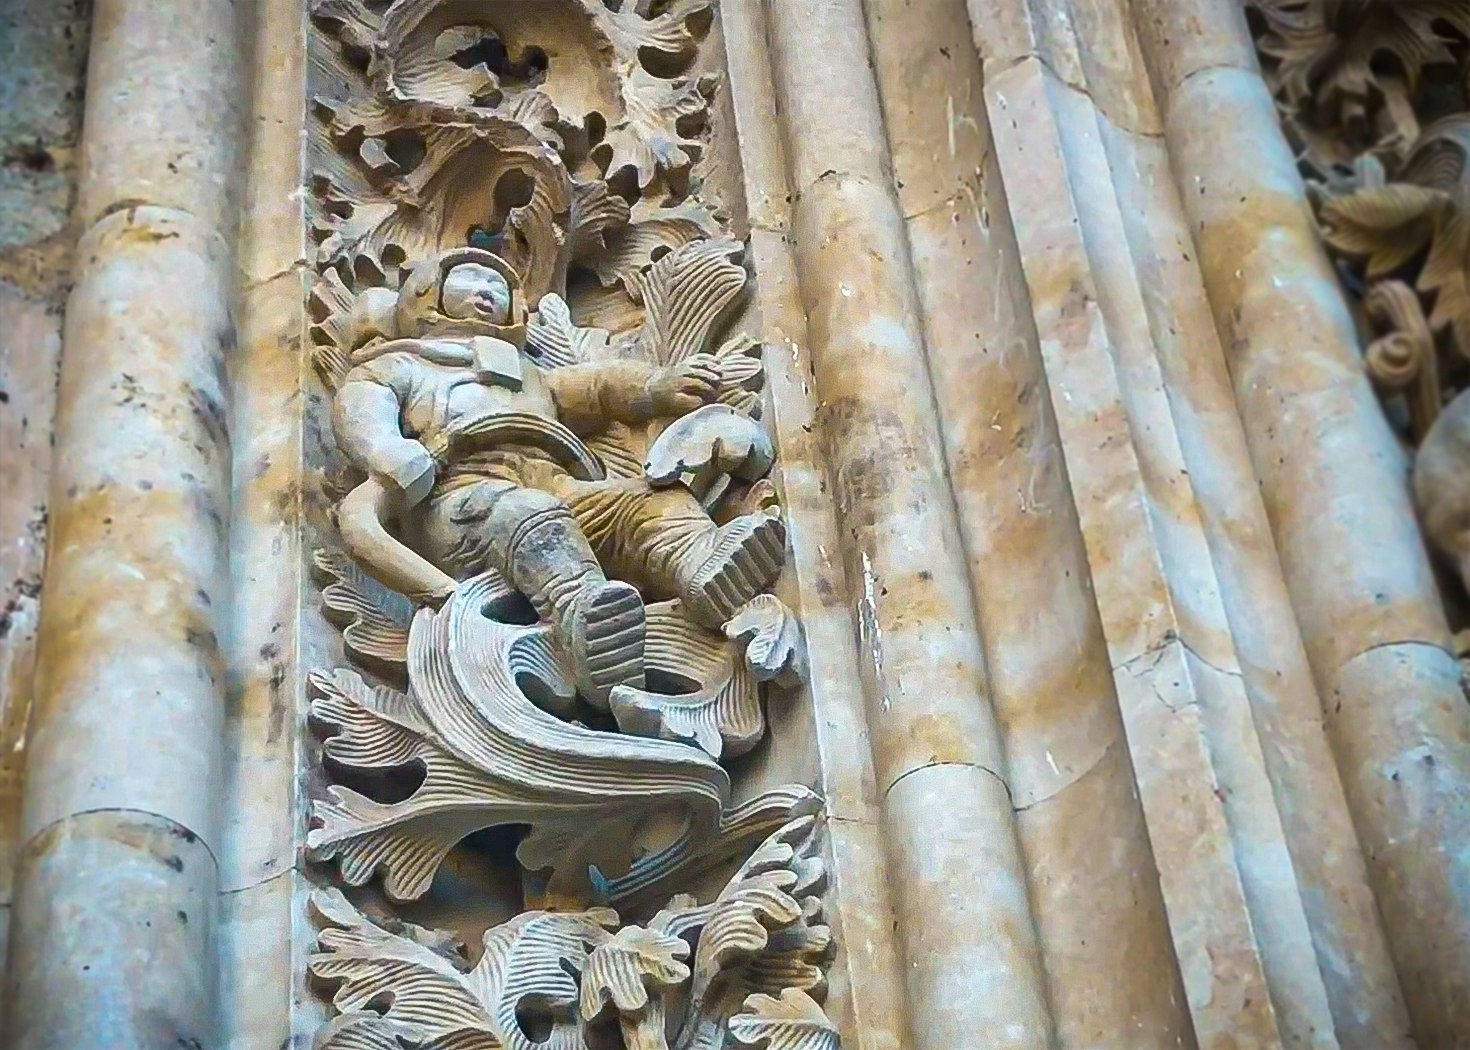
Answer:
301, 1, 835, 1043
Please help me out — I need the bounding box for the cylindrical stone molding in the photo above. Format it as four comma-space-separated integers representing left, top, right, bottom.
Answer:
719, 6, 916, 1048
759, 2, 1055, 1047
859, 2, 1194, 1044
1133, 0, 1470, 1042
2, 0, 243, 1047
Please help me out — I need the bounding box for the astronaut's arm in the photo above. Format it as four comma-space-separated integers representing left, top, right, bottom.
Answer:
546, 354, 722, 433
333, 361, 436, 504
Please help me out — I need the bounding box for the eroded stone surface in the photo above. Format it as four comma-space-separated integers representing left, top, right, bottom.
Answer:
6, 811, 218, 1050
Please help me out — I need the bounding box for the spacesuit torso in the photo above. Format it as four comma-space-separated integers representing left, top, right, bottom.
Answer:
356, 343, 554, 444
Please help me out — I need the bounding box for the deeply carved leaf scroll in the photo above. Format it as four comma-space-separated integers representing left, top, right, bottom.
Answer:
309, 572, 818, 902
1251, 0, 1470, 155
310, 819, 834, 1050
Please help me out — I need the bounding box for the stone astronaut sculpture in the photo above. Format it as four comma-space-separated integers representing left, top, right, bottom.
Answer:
331, 249, 786, 704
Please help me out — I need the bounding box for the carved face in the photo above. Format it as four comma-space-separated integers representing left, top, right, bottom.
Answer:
441, 263, 513, 325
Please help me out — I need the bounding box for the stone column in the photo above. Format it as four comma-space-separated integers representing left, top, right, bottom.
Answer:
859, 2, 1194, 1045
720, 8, 914, 1049
216, 0, 308, 1044
955, 0, 1412, 1043
759, 2, 1055, 1047
1, 1, 244, 1047
1133, 0, 1470, 1043
960, 2, 1407, 1046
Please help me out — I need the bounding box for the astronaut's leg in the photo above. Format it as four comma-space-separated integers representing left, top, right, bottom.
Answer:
424, 480, 646, 706
564, 478, 786, 628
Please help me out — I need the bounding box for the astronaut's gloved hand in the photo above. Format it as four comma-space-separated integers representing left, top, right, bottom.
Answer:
646, 353, 723, 416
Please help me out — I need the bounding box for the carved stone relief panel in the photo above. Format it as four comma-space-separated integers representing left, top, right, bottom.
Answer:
300, 2, 839, 1045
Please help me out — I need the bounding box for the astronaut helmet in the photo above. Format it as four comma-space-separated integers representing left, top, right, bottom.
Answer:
395, 248, 528, 343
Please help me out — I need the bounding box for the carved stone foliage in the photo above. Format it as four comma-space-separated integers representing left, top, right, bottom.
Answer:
1251, 0, 1470, 165
1249, 2, 1470, 442
303, 1, 836, 1044
310, 818, 836, 1050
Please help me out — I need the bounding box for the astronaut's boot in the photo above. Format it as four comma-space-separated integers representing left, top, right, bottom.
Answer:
672, 507, 787, 628
505, 509, 645, 708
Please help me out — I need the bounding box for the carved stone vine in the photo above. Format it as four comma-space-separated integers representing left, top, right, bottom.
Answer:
302, 2, 838, 1044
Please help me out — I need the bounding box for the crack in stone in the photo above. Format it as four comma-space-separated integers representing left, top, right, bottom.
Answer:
221, 860, 299, 897
1173, 60, 1254, 96
1015, 738, 1119, 812
1179, 636, 1244, 680
884, 759, 1015, 809
899, 163, 995, 224
242, 257, 309, 292
22, 806, 221, 871
1338, 637, 1457, 670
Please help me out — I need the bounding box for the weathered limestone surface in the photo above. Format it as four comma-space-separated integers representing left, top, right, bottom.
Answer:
862, 2, 1193, 1046
761, 2, 1053, 1047
6, 1, 1470, 1047
722, 6, 912, 1048
2, 0, 243, 1047
963, 5, 1316, 1044
0, 0, 90, 1020
1136, 1, 1470, 1043
217, 1, 307, 1044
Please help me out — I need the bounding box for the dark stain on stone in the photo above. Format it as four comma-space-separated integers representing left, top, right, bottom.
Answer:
183, 625, 219, 657
187, 382, 230, 452
120, 225, 180, 246
96, 199, 149, 223
4, 142, 55, 174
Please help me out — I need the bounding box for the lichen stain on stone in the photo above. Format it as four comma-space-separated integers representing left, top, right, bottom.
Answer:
903, 713, 977, 768
116, 223, 180, 247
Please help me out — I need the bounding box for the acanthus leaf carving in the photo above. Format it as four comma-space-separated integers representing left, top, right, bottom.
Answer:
727, 990, 842, 1050
310, 819, 833, 1050
596, 66, 715, 190
1308, 116, 1470, 439
588, 198, 727, 294
1250, 0, 1470, 158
